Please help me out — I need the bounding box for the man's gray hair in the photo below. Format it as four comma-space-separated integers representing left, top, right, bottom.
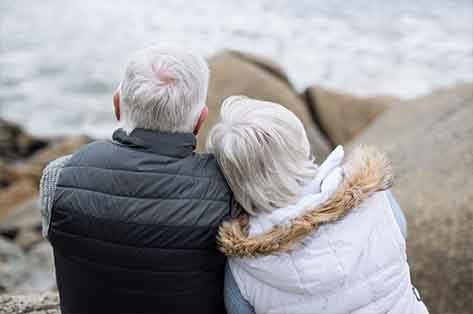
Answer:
119, 47, 209, 133
206, 96, 318, 215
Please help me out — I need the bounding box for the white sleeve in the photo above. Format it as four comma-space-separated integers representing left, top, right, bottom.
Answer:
39, 155, 72, 239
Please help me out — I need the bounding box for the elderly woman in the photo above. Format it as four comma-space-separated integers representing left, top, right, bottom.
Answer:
207, 96, 429, 314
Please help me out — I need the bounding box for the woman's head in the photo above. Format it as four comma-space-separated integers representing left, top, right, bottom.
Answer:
207, 96, 317, 215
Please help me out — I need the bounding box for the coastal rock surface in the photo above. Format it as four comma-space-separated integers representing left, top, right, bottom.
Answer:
0, 292, 60, 314
348, 84, 473, 314
4, 135, 90, 185
0, 237, 56, 295
225, 50, 292, 87
0, 120, 48, 164
0, 180, 38, 225
201, 50, 331, 160
303, 86, 398, 145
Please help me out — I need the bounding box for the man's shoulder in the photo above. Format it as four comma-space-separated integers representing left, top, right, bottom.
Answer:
66, 140, 114, 161
59, 140, 122, 168
39, 140, 112, 195
40, 154, 73, 192
43, 154, 73, 173
190, 152, 227, 179
61, 141, 229, 188
191, 151, 217, 164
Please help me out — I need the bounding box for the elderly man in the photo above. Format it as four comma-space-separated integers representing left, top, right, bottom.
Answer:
40, 47, 235, 314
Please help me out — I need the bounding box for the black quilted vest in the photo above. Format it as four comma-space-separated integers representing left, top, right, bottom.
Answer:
48, 128, 233, 314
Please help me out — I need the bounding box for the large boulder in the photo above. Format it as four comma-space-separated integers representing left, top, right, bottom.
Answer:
5, 135, 90, 185
348, 84, 473, 314
0, 292, 60, 314
200, 51, 331, 160
0, 120, 48, 189
303, 86, 398, 145
0, 119, 48, 163
225, 50, 292, 87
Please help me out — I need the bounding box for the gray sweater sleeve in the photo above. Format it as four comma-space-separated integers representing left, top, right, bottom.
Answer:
39, 155, 72, 239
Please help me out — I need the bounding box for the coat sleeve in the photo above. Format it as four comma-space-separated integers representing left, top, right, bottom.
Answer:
224, 262, 255, 314
39, 155, 72, 239
386, 189, 407, 239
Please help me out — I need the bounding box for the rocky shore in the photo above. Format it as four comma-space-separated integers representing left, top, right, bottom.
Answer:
0, 50, 471, 314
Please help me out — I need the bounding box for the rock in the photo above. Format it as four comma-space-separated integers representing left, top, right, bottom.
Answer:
0, 197, 41, 232
201, 51, 331, 160
13, 229, 43, 251
0, 160, 10, 189
348, 84, 473, 314
0, 293, 60, 314
0, 180, 38, 222
0, 187, 43, 250
226, 50, 292, 87
0, 119, 48, 163
0, 237, 25, 294
6, 135, 90, 185
16, 242, 56, 293
0, 237, 56, 294
303, 86, 398, 145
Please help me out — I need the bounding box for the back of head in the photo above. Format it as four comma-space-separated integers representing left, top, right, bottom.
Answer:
119, 46, 209, 133
207, 96, 317, 215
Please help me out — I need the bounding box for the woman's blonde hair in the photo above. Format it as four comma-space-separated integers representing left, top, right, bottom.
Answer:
206, 96, 317, 215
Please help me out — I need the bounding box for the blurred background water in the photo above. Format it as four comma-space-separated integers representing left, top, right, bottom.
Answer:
0, 0, 472, 138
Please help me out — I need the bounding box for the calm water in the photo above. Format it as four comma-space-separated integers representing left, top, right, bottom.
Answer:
1, 0, 472, 138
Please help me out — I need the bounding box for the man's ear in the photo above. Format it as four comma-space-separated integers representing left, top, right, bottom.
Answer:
193, 106, 208, 135
113, 90, 121, 121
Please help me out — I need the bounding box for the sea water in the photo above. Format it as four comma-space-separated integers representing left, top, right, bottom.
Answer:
0, 0, 472, 138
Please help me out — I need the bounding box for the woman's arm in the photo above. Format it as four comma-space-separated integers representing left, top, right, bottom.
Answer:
224, 263, 255, 314
386, 190, 407, 239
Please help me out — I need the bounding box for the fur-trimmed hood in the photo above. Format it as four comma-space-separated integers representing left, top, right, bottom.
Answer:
218, 145, 393, 258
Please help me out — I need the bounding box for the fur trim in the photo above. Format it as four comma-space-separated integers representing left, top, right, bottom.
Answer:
217, 145, 393, 258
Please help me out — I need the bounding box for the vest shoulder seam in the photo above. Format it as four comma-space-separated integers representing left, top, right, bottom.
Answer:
50, 228, 218, 251
53, 206, 225, 228
62, 164, 220, 179
55, 185, 230, 203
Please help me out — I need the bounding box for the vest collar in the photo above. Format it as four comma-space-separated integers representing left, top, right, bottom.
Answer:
112, 128, 196, 158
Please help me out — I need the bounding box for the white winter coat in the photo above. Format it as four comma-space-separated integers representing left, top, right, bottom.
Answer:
218, 146, 429, 314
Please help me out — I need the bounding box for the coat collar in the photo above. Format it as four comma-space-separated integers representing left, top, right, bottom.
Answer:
112, 128, 196, 158
250, 146, 346, 233
218, 145, 393, 258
